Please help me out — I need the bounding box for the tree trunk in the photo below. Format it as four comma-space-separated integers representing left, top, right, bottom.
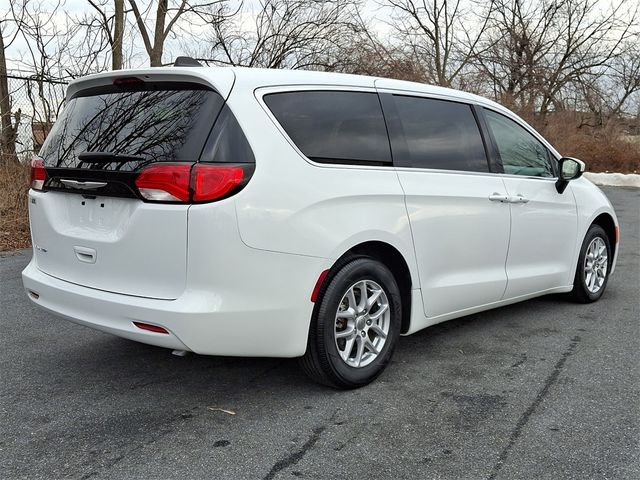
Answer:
150, 0, 168, 66
0, 24, 18, 165
112, 0, 124, 70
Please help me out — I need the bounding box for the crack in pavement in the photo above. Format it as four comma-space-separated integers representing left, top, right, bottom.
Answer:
487, 335, 582, 480
263, 409, 339, 480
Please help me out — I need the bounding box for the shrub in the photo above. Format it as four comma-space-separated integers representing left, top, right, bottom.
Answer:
0, 161, 31, 251
541, 117, 639, 174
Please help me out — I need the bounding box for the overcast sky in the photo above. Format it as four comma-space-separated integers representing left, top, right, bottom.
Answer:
3, 0, 395, 73
2, 0, 629, 75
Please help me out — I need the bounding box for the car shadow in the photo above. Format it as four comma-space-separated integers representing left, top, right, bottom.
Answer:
33, 290, 582, 400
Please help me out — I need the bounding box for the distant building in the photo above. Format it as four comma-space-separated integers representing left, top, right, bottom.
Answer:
31, 122, 52, 154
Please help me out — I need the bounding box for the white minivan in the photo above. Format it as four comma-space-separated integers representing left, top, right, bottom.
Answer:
23, 61, 618, 388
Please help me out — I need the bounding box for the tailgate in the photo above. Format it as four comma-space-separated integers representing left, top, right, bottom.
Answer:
29, 190, 188, 299
28, 69, 235, 299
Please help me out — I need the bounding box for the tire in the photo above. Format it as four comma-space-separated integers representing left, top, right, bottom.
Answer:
299, 257, 402, 389
569, 224, 612, 303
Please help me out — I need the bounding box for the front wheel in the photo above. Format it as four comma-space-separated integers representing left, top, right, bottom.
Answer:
569, 224, 612, 303
299, 258, 401, 389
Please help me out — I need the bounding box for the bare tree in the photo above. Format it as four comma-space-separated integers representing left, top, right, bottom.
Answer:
12, 1, 75, 123
330, 14, 427, 80
607, 40, 640, 117
542, 0, 637, 116
85, 0, 126, 70
202, 0, 362, 70
128, 0, 225, 66
473, 0, 552, 108
384, 0, 493, 87
113, 0, 124, 69
0, 29, 19, 163
0, 5, 27, 164
475, 0, 638, 120
5, 0, 113, 162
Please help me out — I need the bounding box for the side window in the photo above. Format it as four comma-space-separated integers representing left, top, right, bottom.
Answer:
484, 109, 554, 177
264, 91, 391, 165
391, 95, 489, 172
202, 104, 255, 163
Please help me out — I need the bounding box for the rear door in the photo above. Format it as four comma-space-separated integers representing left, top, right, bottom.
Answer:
30, 74, 229, 299
378, 90, 511, 318
481, 108, 578, 297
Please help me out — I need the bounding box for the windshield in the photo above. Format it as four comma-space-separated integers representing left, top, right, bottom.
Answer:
40, 83, 224, 171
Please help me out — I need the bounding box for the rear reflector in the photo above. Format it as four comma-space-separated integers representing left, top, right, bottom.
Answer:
134, 163, 248, 203
133, 322, 169, 334
30, 158, 47, 190
311, 269, 330, 302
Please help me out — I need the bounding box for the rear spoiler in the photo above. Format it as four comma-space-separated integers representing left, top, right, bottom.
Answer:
65, 67, 235, 102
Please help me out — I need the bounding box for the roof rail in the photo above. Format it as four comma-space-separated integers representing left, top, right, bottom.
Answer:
173, 56, 203, 67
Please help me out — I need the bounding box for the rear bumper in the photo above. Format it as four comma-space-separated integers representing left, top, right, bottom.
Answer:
23, 260, 191, 351
22, 250, 329, 357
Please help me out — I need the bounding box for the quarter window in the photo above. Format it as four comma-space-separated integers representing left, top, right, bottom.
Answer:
391, 96, 489, 172
484, 109, 554, 177
264, 91, 391, 165
201, 105, 255, 164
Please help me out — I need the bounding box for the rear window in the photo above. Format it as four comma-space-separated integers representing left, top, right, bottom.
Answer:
392, 96, 489, 172
39, 83, 224, 171
264, 91, 391, 166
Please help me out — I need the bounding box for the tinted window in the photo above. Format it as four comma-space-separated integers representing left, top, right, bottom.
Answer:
264, 91, 391, 165
202, 105, 255, 163
392, 96, 489, 172
40, 84, 224, 171
484, 109, 554, 177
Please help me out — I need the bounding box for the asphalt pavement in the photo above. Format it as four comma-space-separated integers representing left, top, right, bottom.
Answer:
1, 186, 638, 480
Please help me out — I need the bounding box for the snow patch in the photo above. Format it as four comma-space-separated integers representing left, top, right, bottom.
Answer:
583, 172, 640, 188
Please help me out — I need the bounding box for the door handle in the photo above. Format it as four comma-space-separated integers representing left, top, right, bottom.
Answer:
489, 193, 510, 203
74, 246, 97, 264
509, 194, 530, 204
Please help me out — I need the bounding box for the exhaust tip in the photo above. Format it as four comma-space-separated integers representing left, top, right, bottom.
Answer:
28, 290, 40, 300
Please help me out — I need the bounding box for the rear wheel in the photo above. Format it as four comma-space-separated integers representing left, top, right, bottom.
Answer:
569, 224, 611, 303
300, 258, 401, 389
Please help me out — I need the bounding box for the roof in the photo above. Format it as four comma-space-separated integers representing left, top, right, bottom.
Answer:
67, 65, 504, 110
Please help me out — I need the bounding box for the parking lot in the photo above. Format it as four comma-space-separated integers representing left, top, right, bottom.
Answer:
1, 186, 638, 480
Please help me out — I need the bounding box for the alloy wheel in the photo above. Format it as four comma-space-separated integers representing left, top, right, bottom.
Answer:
334, 280, 390, 368
584, 236, 608, 294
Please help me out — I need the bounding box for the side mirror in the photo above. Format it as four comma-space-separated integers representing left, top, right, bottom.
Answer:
556, 157, 585, 194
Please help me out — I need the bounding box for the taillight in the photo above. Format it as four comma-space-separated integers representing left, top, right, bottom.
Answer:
30, 158, 47, 190
135, 164, 192, 202
134, 163, 249, 203
192, 165, 244, 202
